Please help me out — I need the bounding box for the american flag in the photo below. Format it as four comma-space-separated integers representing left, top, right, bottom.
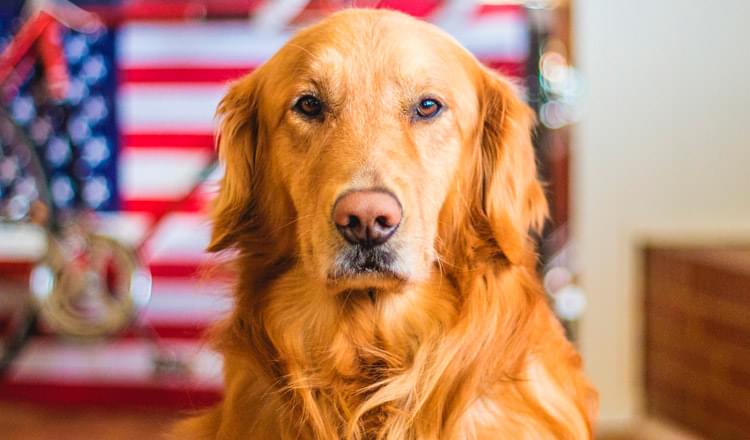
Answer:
0, 2, 530, 408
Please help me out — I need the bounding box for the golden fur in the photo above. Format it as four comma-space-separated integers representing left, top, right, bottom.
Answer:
174, 9, 597, 439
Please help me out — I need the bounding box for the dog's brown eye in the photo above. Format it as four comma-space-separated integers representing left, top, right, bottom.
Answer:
294, 95, 323, 118
416, 98, 442, 119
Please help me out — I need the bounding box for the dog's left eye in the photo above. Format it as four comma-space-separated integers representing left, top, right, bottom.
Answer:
294, 95, 323, 118
415, 98, 443, 120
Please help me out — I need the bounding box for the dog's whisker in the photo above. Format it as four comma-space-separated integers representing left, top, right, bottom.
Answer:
270, 213, 316, 233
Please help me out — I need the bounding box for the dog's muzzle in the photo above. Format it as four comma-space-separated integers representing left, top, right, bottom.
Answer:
328, 188, 407, 283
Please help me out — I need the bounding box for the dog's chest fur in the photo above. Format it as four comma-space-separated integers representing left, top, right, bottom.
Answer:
261, 268, 459, 435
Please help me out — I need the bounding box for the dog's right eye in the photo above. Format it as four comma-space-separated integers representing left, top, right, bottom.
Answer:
293, 95, 323, 118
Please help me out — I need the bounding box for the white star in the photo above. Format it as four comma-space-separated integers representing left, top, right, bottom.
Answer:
65, 78, 89, 106
30, 118, 53, 145
51, 175, 75, 206
82, 137, 110, 167
11, 96, 36, 125
83, 95, 108, 123
83, 176, 110, 208
67, 115, 91, 144
7, 194, 30, 221
65, 34, 89, 65
15, 175, 39, 199
82, 55, 107, 85
46, 136, 71, 167
0, 157, 19, 184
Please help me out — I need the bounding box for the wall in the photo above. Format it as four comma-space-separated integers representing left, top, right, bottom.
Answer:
573, 0, 750, 428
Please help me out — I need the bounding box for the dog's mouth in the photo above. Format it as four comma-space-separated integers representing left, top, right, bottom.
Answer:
327, 245, 407, 289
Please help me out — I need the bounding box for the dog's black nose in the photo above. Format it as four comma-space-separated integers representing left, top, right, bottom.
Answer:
333, 190, 402, 247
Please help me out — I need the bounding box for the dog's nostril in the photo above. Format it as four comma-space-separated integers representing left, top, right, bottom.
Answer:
332, 190, 402, 247
348, 215, 361, 229
375, 216, 390, 228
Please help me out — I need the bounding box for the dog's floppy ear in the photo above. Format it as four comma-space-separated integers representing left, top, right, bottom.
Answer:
475, 68, 548, 264
207, 72, 262, 252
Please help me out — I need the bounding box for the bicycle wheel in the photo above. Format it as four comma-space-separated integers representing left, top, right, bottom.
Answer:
30, 232, 151, 339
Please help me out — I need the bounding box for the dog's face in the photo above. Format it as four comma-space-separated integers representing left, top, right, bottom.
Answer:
267, 12, 480, 290
210, 10, 547, 293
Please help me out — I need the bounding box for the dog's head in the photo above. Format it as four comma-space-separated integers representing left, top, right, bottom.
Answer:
209, 9, 547, 293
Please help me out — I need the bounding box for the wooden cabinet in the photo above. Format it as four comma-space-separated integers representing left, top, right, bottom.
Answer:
644, 247, 750, 439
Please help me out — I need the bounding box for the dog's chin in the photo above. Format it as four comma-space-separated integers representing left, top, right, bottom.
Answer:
325, 245, 409, 293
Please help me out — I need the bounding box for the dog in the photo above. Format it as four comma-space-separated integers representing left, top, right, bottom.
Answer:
174, 8, 597, 439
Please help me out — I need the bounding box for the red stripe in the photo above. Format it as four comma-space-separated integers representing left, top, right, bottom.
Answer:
88, 1, 264, 23
122, 133, 216, 150
0, 381, 221, 409
121, 66, 253, 84
121, 197, 207, 214
375, 0, 442, 17
32, 324, 209, 341
0, 261, 33, 275
148, 264, 235, 282
475, 4, 526, 18
121, 324, 209, 340
149, 263, 208, 278
121, 61, 521, 85
482, 60, 526, 79
122, 62, 521, 87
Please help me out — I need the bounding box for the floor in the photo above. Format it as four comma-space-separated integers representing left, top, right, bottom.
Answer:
0, 401, 180, 440
0, 400, 700, 440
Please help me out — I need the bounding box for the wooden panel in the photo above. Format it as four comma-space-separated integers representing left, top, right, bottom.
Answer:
643, 247, 750, 440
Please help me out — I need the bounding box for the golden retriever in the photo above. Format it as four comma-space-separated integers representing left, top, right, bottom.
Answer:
174, 8, 597, 439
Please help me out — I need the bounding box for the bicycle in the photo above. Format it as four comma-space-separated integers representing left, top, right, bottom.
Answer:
0, 0, 218, 376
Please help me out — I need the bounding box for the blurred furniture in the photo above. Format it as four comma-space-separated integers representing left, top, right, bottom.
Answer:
644, 246, 750, 439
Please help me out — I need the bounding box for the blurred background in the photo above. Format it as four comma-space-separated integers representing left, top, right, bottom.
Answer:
0, 0, 747, 439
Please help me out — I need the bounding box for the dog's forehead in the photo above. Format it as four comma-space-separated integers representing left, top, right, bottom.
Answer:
282, 10, 472, 89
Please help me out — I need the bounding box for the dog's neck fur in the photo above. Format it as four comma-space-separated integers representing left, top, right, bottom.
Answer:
260, 267, 453, 438
262, 265, 459, 411
200, 254, 594, 440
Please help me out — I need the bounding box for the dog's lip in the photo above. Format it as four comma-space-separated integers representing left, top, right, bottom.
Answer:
325, 242, 409, 291
327, 269, 405, 281
326, 269, 408, 291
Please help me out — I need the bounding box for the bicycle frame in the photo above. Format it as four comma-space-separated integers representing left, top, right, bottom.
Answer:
0, 1, 218, 373
0, 12, 66, 100
1, 0, 220, 261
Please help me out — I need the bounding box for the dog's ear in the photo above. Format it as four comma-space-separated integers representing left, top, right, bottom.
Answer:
475, 69, 548, 264
207, 72, 262, 252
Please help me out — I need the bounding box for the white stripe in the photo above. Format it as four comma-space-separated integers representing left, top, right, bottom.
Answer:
143, 212, 215, 262
94, 211, 152, 248
251, 0, 311, 34
0, 212, 221, 259
7, 338, 222, 387
455, 17, 529, 62
64, 212, 221, 265
149, 277, 232, 298
118, 83, 226, 133
0, 223, 46, 260
141, 286, 233, 327
0, 213, 213, 263
119, 21, 291, 68
118, 17, 527, 68
454, 17, 529, 61
119, 147, 214, 200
